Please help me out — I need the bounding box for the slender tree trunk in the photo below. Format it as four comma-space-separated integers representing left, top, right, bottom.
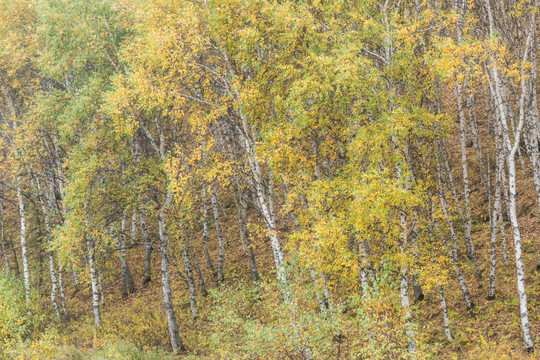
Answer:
358, 241, 370, 294
210, 182, 226, 283
466, 90, 489, 195
436, 159, 474, 309
120, 214, 135, 295
359, 240, 377, 290
397, 160, 417, 353
191, 249, 208, 297
34, 175, 61, 317
310, 266, 327, 313
238, 126, 287, 292
50, 139, 80, 287
240, 191, 259, 282
131, 211, 138, 246
37, 235, 44, 292
72, 258, 80, 287
488, 153, 503, 300
409, 215, 424, 302
57, 265, 68, 316
181, 243, 198, 320
486, 19, 534, 347
219, 122, 260, 282
0, 200, 9, 272
48, 250, 61, 318
441, 138, 466, 224
488, 179, 500, 300
140, 209, 153, 285
438, 282, 453, 341
46, 176, 67, 313
309, 269, 333, 314
497, 192, 509, 265
507, 154, 534, 351
86, 234, 101, 327
400, 265, 416, 353
455, 84, 483, 287
158, 192, 186, 352
16, 183, 30, 304
321, 272, 334, 314
201, 187, 215, 273
112, 218, 135, 298
489, 92, 511, 259
234, 195, 247, 254
140, 118, 187, 352
97, 268, 105, 306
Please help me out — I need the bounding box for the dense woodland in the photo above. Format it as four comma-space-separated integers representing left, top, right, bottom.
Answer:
0, 0, 540, 358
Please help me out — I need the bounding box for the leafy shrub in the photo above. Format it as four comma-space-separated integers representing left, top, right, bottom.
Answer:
101, 298, 169, 350
0, 272, 44, 356
205, 271, 428, 360
4, 327, 60, 360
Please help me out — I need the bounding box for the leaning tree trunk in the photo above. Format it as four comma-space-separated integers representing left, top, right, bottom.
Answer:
486, 18, 534, 347
158, 192, 186, 352
237, 125, 288, 292
191, 248, 208, 297
218, 123, 260, 283
436, 159, 474, 310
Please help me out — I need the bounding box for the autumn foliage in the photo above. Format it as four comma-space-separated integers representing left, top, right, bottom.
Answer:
0, 0, 538, 359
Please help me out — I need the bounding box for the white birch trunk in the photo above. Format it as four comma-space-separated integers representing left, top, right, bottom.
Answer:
238, 127, 287, 291
159, 192, 186, 352
488, 152, 503, 300
86, 234, 101, 327
487, 19, 534, 347
438, 282, 453, 341
16, 182, 30, 304
34, 175, 61, 317
57, 265, 68, 316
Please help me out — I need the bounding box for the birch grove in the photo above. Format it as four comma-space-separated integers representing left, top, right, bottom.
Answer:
0, 0, 539, 359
